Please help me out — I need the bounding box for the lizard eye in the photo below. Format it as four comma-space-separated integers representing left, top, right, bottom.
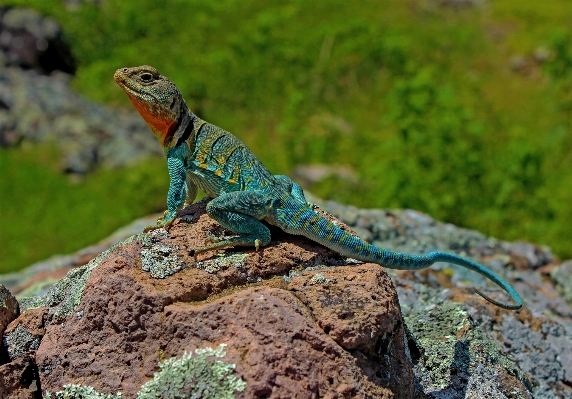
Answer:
140, 73, 154, 82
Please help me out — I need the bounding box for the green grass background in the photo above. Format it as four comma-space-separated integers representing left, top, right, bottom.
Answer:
1, 0, 571, 272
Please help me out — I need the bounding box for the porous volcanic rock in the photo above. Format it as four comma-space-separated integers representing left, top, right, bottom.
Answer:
0, 284, 18, 338
0, 284, 19, 364
0, 355, 41, 399
0, 285, 42, 398
24, 199, 412, 398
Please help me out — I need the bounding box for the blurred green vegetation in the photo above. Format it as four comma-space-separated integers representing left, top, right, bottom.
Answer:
2, 0, 572, 272
0, 144, 169, 272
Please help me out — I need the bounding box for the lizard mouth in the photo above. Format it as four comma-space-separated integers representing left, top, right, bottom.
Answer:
113, 69, 129, 86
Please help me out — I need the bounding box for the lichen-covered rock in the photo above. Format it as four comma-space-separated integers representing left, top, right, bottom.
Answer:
314, 197, 572, 399
403, 301, 532, 398
0, 283, 19, 364
24, 200, 412, 398
3, 306, 47, 361
136, 344, 246, 399
0, 287, 42, 397
395, 266, 572, 399
551, 260, 572, 305
43, 345, 246, 399
0, 284, 18, 337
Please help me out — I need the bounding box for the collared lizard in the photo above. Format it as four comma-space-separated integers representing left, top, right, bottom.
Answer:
114, 65, 522, 310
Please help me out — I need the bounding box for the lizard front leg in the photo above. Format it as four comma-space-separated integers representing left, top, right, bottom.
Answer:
194, 191, 272, 255
144, 156, 187, 232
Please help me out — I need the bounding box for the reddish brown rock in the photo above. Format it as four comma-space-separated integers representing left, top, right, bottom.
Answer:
0, 284, 18, 338
0, 307, 46, 398
4, 306, 47, 361
30, 200, 412, 398
0, 355, 41, 398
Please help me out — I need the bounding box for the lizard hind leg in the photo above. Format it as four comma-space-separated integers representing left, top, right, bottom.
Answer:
194, 192, 272, 256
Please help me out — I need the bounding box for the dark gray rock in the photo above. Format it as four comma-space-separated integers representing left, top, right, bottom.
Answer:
551, 260, 572, 305
0, 6, 75, 74
0, 67, 162, 173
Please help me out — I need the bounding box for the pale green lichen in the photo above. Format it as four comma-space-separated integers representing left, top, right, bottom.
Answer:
43, 344, 246, 399
308, 273, 335, 285
141, 242, 184, 278
195, 253, 248, 274
44, 384, 121, 398
44, 259, 98, 320
19, 295, 47, 313
140, 229, 186, 278
403, 301, 531, 397
137, 344, 246, 399
4, 324, 40, 359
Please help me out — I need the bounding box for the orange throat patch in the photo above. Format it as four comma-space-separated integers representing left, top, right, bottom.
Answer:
128, 94, 177, 147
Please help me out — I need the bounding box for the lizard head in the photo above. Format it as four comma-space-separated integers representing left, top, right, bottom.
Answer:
114, 66, 185, 148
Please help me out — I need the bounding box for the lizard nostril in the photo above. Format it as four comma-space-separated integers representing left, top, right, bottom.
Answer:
123, 68, 128, 72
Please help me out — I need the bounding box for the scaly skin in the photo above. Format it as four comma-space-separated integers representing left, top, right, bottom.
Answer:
114, 65, 523, 310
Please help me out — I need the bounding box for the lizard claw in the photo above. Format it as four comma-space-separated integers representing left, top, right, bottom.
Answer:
155, 210, 170, 224
143, 216, 175, 233
143, 223, 172, 233
143, 225, 158, 233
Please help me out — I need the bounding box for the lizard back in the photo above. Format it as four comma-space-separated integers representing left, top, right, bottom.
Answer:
185, 120, 276, 198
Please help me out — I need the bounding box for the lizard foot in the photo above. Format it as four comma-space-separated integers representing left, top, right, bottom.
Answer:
143, 224, 163, 233
204, 235, 225, 245
143, 218, 175, 233
193, 235, 269, 259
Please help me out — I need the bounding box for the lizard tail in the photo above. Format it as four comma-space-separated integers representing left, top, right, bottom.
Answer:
290, 208, 522, 310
